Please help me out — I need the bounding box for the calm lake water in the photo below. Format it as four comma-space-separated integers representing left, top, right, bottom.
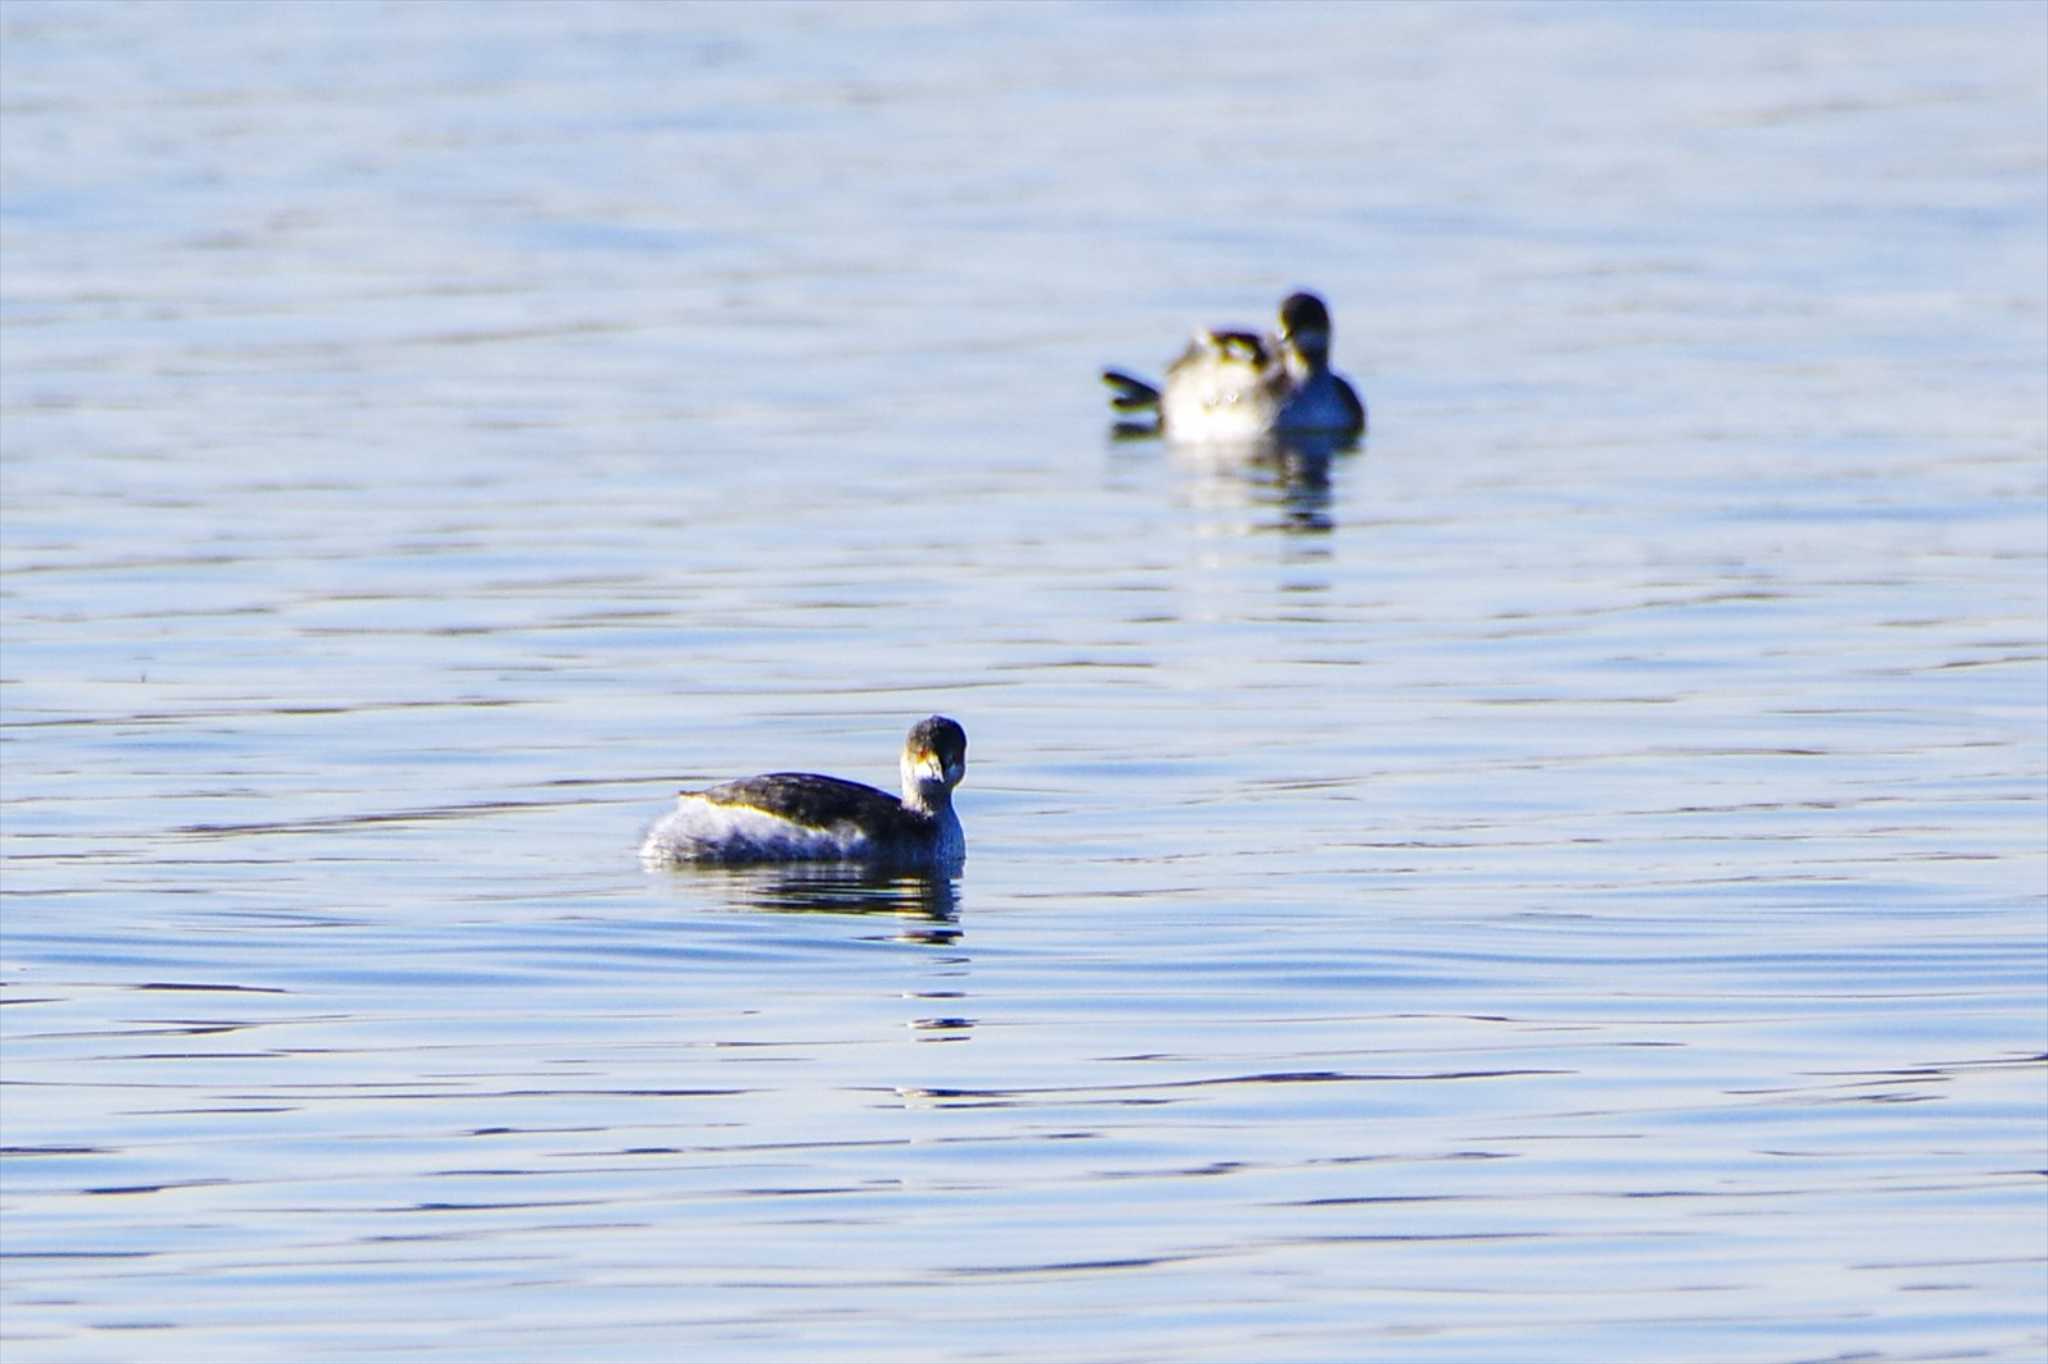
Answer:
3, 2, 2044, 1361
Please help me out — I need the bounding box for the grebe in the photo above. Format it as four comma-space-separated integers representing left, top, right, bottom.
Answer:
1102, 291, 1366, 442
640, 716, 966, 869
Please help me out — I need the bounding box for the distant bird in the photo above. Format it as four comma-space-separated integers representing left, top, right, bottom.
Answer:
640, 717, 967, 869
1102, 291, 1366, 442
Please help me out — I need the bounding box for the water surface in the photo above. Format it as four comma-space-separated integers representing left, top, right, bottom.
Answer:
4, 2, 2045, 1361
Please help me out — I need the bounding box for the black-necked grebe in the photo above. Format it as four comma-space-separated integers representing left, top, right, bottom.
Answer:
1103, 291, 1366, 442
640, 716, 966, 869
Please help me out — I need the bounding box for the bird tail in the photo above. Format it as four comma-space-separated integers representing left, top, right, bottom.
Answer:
1100, 368, 1161, 413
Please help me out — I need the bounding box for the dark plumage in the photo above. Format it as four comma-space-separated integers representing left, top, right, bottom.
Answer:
696, 773, 937, 843
640, 716, 968, 868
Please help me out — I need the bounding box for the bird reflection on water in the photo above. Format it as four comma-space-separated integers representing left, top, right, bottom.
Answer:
1116, 428, 1358, 536
652, 863, 961, 943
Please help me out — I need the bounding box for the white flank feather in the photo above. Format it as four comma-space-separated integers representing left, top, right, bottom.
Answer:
640, 797, 874, 865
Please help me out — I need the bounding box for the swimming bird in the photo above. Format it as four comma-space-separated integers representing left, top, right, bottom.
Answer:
640, 716, 967, 869
1102, 291, 1366, 442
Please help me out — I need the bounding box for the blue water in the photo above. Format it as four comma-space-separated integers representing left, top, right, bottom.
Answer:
3, 2, 2044, 1361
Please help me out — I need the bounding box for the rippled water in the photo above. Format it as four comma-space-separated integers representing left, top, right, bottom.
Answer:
4, 2, 2045, 1361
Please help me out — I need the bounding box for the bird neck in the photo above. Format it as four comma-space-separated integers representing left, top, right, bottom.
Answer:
1285, 335, 1331, 380
900, 770, 953, 816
